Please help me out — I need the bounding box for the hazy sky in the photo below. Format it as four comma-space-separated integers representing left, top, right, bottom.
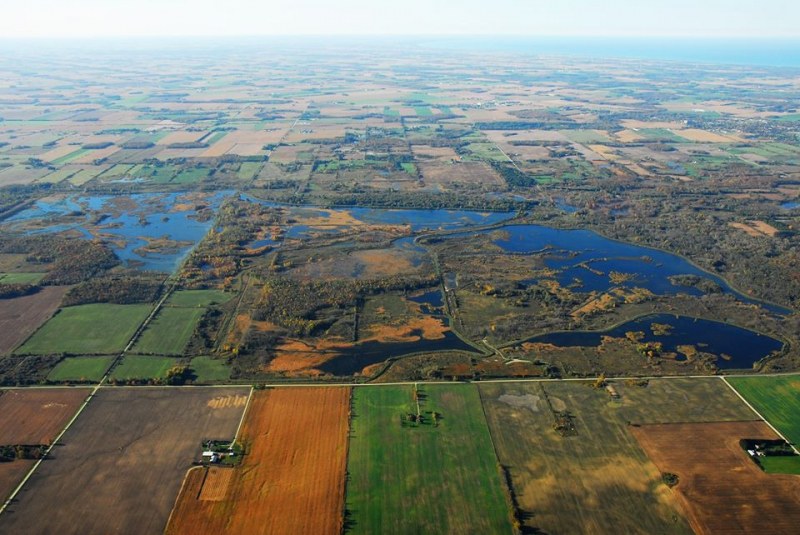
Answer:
1, 0, 798, 39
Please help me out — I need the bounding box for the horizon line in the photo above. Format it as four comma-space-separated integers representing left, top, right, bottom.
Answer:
2, 33, 800, 41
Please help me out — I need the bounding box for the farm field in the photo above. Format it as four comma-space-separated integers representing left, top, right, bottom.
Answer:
188, 356, 230, 383
0, 286, 69, 355
165, 387, 349, 535
46, 356, 115, 383
727, 375, 800, 444
109, 355, 179, 382
614, 377, 757, 423
132, 307, 205, 355
0, 388, 89, 503
0, 387, 249, 535
15, 304, 152, 355
346, 384, 512, 535
166, 290, 232, 308
631, 421, 800, 535
0, 272, 45, 284
478, 380, 718, 534
0, 388, 88, 445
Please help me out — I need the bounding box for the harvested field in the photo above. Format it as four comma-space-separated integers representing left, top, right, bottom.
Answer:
0, 388, 88, 444
198, 467, 235, 502
0, 387, 248, 535
479, 381, 693, 535
346, 385, 511, 535
730, 220, 779, 237
0, 286, 68, 355
410, 144, 460, 160
631, 421, 800, 535
0, 388, 89, 504
419, 161, 504, 189
0, 461, 34, 504
675, 128, 740, 143
166, 387, 350, 535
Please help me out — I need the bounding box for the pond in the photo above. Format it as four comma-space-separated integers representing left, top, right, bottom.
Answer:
244, 195, 514, 236
317, 330, 477, 376
526, 314, 784, 370
487, 225, 789, 314
3, 191, 231, 272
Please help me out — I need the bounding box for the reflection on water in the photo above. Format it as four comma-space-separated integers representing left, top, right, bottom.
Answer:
485, 225, 789, 314
527, 314, 783, 370
3, 191, 230, 272
318, 330, 477, 376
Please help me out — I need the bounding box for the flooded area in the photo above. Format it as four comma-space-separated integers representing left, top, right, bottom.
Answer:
526, 314, 784, 369
3, 191, 231, 272
487, 225, 789, 314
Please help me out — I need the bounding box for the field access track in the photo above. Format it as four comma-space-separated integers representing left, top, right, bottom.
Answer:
0, 387, 249, 535
166, 387, 350, 535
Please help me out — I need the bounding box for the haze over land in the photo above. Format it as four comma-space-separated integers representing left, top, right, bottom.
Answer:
2, 0, 800, 38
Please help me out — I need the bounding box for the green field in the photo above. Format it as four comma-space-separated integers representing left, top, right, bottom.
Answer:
166, 289, 231, 308
400, 162, 417, 175
171, 167, 209, 184
132, 307, 205, 355
237, 162, 261, 180
728, 375, 800, 445
562, 129, 612, 143
760, 455, 800, 474
189, 356, 230, 383
0, 272, 46, 284
463, 142, 508, 162
346, 384, 512, 535
47, 356, 115, 382
16, 304, 152, 355
51, 148, 90, 165
110, 355, 179, 381
478, 380, 720, 534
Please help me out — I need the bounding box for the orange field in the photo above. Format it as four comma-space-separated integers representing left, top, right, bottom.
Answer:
166, 387, 350, 535
631, 421, 800, 535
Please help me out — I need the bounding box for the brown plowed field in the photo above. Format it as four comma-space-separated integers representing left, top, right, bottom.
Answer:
631, 421, 800, 535
0, 286, 68, 354
0, 387, 248, 535
0, 461, 34, 504
0, 388, 88, 444
166, 387, 350, 535
0, 388, 89, 502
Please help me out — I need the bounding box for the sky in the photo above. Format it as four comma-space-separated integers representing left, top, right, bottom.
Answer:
1, 0, 798, 39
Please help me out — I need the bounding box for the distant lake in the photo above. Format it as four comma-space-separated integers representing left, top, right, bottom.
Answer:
421, 37, 800, 68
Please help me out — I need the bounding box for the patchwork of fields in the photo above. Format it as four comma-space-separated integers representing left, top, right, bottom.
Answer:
0, 376, 797, 534
166, 387, 350, 535
0, 387, 249, 535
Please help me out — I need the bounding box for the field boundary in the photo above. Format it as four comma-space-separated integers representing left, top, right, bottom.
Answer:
720, 376, 800, 454
164, 466, 206, 533
0, 387, 95, 515
233, 386, 254, 442
476, 384, 524, 534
